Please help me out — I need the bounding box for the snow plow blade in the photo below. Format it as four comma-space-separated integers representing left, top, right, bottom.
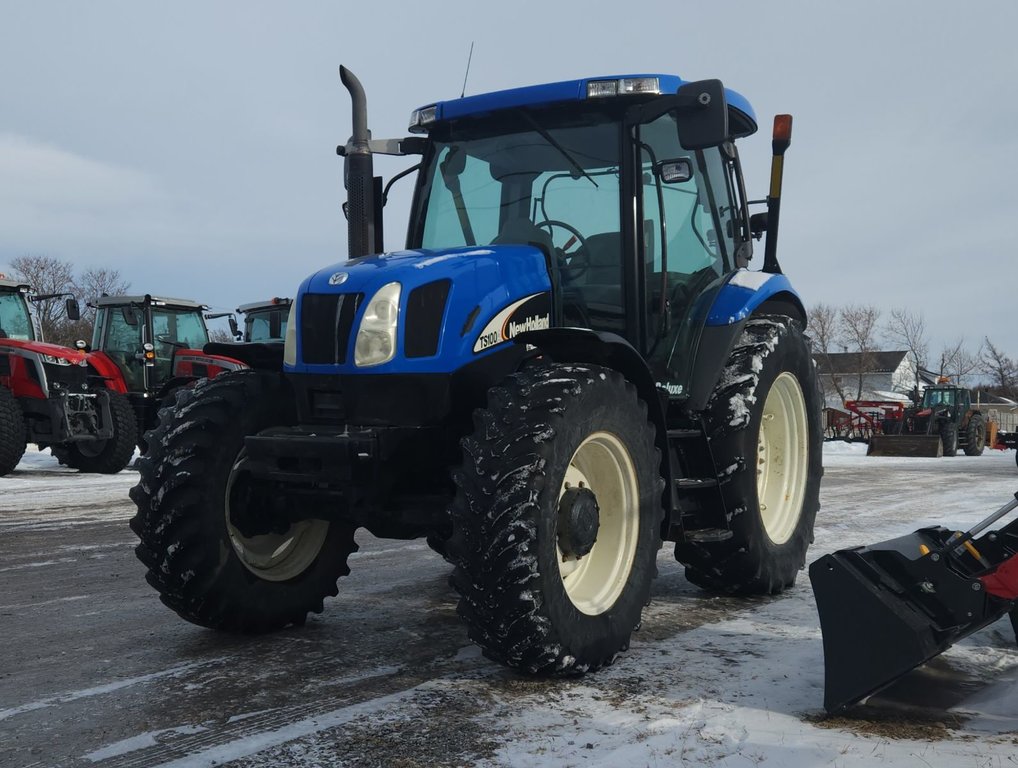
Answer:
867, 435, 943, 457
810, 493, 1018, 713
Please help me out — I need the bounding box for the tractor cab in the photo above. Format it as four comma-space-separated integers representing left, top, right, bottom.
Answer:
234, 298, 292, 342
921, 385, 966, 412
91, 295, 210, 393
0, 278, 37, 341
406, 78, 757, 384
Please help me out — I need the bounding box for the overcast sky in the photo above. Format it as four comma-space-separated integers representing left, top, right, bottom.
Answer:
2, 1, 1016, 362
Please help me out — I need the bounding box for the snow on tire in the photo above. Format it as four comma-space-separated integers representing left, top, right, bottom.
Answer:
680, 316, 822, 595
129, 370, 357, 633
0, 386, 26, 476
447, 363, 664, 674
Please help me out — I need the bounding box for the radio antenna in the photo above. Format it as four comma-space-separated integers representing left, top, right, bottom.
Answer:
460, 42, 475, 98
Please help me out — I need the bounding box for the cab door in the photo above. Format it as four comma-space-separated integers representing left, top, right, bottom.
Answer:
633, 111, 738, 396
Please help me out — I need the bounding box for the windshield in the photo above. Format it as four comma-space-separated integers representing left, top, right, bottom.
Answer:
0, 291, 34, 341
244, 307, 288, 342
923, 388, 956, 408
415, 108, 621, 255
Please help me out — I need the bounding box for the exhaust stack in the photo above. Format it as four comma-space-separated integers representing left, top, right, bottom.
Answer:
339, 66, 377, 258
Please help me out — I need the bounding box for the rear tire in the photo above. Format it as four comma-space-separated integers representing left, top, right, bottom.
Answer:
61, 392, 138, 474
679, 316, 823, 595
0, 387, 26, 476
129, 370, 357, 632
448, 363, 664, 674
964, 414, 985, 456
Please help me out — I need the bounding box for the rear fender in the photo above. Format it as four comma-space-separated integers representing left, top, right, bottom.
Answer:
686, 271, 806, 413
204, 341, 283, 372
515, 328, 674, 522
172, 349, 248, 379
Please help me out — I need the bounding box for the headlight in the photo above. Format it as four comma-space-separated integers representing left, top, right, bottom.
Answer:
41, 354, 73, 366
283, 300, 298, 367
354, 282, 401, 367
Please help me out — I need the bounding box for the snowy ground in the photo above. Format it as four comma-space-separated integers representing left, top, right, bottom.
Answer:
1, 444, 1017, 766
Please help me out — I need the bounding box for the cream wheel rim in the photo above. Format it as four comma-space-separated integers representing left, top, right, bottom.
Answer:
556, 431, 640, 616
225, 451, 330, 582
757, 371, 808, 545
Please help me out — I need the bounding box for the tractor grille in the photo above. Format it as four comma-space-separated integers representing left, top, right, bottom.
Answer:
43, 361, 89, 391
405, 279, 451, 358
300, 293, 363, 365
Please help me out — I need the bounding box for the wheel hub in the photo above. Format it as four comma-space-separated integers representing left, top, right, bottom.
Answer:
557, 486, 600, 558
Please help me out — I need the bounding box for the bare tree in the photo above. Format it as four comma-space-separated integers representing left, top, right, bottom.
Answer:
10, 255, 75, 342
839, 304, 881, 399
937, 338, 981, 386
74, 267, 131, 315
807, 303, 847, 404
9, 256, 131, 346
883, 307, 928, 398
980, 337, 1018, 398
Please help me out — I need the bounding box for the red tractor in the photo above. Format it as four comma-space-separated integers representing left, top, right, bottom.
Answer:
0, 277, 138, 476
85, 294, 248, 443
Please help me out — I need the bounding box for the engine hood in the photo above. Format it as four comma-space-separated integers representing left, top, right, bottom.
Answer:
304, 245, 540, 295
291, 244, 552, 375
0, 338, 87, 364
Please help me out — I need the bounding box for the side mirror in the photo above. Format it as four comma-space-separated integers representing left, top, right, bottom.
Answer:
121, 306, 139, 326
655, 158, 693, 184
749, 211, 768, 239
228, 317, 240, 340
65, 298, 81, 322
675, 79, 729, 150
269, 312, 282, 340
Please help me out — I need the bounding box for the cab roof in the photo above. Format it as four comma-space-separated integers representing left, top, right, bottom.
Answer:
94, 294, 205, 310
237, 298, 292, 314
0, 278, 29, 292
415, 74, 758, 138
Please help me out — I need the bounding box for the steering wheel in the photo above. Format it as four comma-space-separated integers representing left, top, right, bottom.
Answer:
155, 335, 188, 350
534, 219, 590, 279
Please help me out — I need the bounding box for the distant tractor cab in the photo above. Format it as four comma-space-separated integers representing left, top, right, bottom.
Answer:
132, 68, 823, 675
89, 295, 247, 439
0, 276, 137, 476
231, 298, 292, 342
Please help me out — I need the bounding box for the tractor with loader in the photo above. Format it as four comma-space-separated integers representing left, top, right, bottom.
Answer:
130, 67, 823, 674
868, 384, 986, 458
0, 276, 138, 476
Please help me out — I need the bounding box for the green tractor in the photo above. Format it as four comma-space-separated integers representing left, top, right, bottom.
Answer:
131, 67, 823, 674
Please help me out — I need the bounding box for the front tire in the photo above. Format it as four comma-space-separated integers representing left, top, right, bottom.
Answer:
61, 392, 138, 474
448, 363, 664, 674
680, 316, 823, 595
129, 370, 357, 632
0, 387, 26, 476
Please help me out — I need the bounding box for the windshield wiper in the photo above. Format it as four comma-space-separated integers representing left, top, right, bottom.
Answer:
520, 111, 598, 189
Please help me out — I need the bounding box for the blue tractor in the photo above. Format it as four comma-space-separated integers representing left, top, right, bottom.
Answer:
131, 67, 823, 674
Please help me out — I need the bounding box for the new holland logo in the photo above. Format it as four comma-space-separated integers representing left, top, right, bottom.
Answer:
472, 292, 552, 354
505, 314, 550, 339
328, 272, 349, 286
